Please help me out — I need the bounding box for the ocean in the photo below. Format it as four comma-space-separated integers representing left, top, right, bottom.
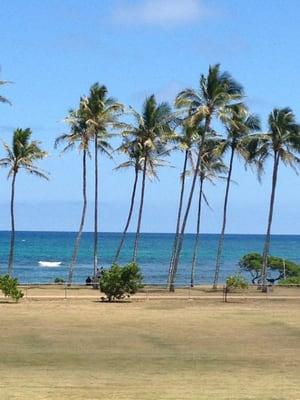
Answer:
0, 231, 299, 285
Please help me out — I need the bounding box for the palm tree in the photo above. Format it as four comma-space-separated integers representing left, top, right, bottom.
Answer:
0, 128, 48, 276
114, 137, 166, 262
0, 79, 11, 105
189, 139, 227, 287
81, 83, 124, 276
55, 104, 90, 285
167, 122, 201, 288
114, 138, 141, 262
123, 95, 174, 262
250, 108, 300, 291
169, 64, 244, 291
212, 106, 260, 289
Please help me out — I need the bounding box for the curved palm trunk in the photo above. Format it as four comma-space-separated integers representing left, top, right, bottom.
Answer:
167, 150, 189, 289
261, 152, 279, 291
8, 170, 17, 276
68, 149, 87, 285
169, 116, 211, 292
213, 146, 235, 289
190, 177, 204, 287
133, 154, 147, 262
114, 167, 139, 263
93, 133, 99, 277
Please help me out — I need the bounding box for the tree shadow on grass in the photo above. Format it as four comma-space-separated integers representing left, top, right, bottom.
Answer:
0, 299, 19, 304
92, 299, 132, 304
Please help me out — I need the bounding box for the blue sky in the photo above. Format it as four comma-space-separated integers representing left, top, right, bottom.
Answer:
0, 0, 300, 233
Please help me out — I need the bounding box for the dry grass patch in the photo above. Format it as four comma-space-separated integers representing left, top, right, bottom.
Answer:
0, 299, 299, 399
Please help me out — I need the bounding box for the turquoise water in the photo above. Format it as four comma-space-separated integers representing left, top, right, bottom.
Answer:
0, 231, 299, 285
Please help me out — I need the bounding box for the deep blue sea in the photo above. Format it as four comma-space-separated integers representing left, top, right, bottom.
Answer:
0, 231, 299, 285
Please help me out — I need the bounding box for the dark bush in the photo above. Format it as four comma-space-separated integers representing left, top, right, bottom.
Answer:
54, 277, 65, 284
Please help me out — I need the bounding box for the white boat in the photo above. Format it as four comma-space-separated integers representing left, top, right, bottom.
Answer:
38, 261, 62, 267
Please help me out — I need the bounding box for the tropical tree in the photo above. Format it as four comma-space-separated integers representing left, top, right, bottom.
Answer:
239, 252, 300, 284
189, 138, 227, 287
81, 83, 124, 276
249, 108, 300, 290
0, 79, 11, 105
167, 122, 200, 288
169, 64, 244, 291
114, 137, 167, 262
0, 128, 48, 276
123, 95, 174, 262
55, 104, 90, 285
212, 105, 260, 289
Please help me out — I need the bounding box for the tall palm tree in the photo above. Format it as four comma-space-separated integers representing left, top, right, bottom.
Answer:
250, 108, 300, 291
0, 79, 11, 105
169, 64, 244, 291
81, 83, 124, 276
189, 139, 227, 287
167, 123, 201, 288
212, 106, 260, 288
114, 137, 166, 262
0, 128, 48, 276
55, 105, 90, 285
123, 95, 174, 262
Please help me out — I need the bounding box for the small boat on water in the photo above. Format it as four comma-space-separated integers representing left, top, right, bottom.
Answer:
38, 261, 62, 267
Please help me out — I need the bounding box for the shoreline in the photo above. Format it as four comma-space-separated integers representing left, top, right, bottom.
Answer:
1, 283, 299, 302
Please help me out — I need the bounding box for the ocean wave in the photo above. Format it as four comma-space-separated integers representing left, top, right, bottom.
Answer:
38, 261, 62, 267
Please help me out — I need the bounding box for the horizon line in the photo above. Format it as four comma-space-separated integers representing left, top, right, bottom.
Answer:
0, 230, 298, 236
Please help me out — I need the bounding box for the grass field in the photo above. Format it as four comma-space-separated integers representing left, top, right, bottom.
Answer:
0, 297, 299, 400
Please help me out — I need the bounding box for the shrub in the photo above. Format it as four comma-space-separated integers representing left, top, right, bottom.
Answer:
54, 277, 65, 284
279, 275, 300, 285
100, 263, 143, 302
0, 274, 24, 302
226, 275, 248, 292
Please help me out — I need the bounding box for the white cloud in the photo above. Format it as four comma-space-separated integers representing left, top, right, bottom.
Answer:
113, 0, 208, 26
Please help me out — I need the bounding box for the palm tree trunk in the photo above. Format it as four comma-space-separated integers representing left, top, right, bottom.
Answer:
93, 133, 98, 277
8, 170, 17, 276
213, 145, 235, 289
261, 152, 279, 291
167, 150, 189, 289
190, 177, 204, 287
133, 154, 147, 262
169, 116, 211, 292
68, 149, 87, 285
114, 167, 139, 263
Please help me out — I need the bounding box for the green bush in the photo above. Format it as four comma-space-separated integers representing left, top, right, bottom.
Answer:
0, 274, 24, 302
239, 253, 300, 284
226, 275, 248, 292
100, 263, 143, 302
279, 275, 300, 285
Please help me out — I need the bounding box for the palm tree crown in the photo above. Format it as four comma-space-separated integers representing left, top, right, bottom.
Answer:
55, 105, 90, 154
254, 107, 300, 172
126, 95, 175, 154
0, 128, 48, 177
82, 83, 124, 151
175, 64, 244, 126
